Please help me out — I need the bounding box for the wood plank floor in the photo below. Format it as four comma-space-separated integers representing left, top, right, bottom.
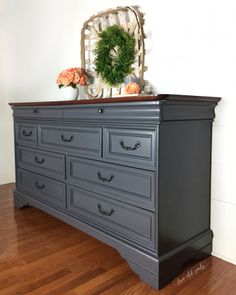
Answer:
0, 183, 236, 295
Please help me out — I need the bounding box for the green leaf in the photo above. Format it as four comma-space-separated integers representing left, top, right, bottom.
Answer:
93, 25, 136, 86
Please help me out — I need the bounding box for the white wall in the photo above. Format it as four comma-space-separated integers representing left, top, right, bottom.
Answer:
0, 0, 235, 264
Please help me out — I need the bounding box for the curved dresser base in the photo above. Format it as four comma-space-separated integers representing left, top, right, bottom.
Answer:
14, 190, 213, 289
11, 96, 220, 289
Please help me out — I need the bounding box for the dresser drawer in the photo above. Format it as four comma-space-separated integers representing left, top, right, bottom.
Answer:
15, 122, 37, 147
38, 125, 102, 158
13, 107, 63, 119
17, 146, 65, 180
63, 103, 160, 122
67, 156, 155, 211
68, 185, 155, 250
103, 127, 157, 170
17, 169, 66, 209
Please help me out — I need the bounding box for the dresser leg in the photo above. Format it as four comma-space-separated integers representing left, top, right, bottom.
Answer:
14, 190, 31, 208
158, 230, 213, 289
126, 260, 159, 289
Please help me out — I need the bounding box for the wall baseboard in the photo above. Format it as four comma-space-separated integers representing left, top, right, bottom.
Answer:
212, 252, 236, 266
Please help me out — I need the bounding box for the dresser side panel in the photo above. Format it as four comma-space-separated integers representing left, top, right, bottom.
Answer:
158, 120, 212, 256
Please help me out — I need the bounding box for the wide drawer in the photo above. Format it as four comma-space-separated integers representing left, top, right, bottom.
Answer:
15, 122, 37, 147
13, 107, 63, 119
63, 103, 160, 122
67, 185, 156, 250
38, 125, 102, 158
17, 168, 66, 209
67, 156, 155, 211
17, 146, 65, 180
103, 127, 157, 170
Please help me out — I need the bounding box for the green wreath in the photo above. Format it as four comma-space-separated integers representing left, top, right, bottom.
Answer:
93, 25, 136, 86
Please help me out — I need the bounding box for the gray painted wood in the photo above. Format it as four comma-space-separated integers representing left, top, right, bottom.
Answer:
67, 156, 155, 211
67, 185, 156, 251
158, 121, 213, 255
38, 124, 102, 158
10, 95, 220, 289
13, 107, 63, 119
63, 102, 161, 123
103, 127, 157, 170
17, 168, 66, 209
16, 146, 65, 180
14, 189, 213, 289
15, 122, 37, 147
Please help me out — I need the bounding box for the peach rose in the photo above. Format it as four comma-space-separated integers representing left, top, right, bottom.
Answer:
125, 82, 140, 94
72, 72, 81, 84
57, 70, 74, 86
79, 76, 87, 86
56, 67, 88, 87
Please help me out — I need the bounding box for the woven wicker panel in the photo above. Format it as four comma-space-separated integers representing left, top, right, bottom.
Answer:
81, 6, 145, 99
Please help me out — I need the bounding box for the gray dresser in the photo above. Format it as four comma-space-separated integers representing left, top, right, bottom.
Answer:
10, 94, 220, 289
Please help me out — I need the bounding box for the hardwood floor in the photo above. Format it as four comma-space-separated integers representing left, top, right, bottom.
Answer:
0, 183, 235, 295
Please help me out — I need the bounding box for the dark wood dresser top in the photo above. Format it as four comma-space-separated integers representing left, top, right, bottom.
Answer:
9, 94, 221, 107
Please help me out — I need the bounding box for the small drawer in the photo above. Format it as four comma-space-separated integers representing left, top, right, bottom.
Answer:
17, 168, 66, 209
13, 107, 63, 119
38, 125, 102, 158
103, 127, 157, 170
15, 122, 37, 147
17, 146, 65, 180
68, 185, 156, 251
67, 156, 155, 211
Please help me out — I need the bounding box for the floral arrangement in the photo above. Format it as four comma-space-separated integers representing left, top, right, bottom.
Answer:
125, 82, 140, 94
56, 67, 87, 88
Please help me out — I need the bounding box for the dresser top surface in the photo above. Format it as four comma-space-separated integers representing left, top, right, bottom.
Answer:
9, 94, 221, 107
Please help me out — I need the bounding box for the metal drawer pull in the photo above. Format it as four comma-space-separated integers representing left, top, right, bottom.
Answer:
97, 172, 114, 182
119, 140, 141, 151
33, 108, 38, 114
34, 156, 45, 164
61, 134, 74, 142
35, 181, 45, 189
97, 204, 114, 216
22, 130, 32, 137
98, 108, 103, 114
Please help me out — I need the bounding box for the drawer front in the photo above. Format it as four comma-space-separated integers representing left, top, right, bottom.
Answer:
13, 107, 63, 119
63, 103, 160, 123
15, 122, 37, 147
68, 185, 155, 250
103, 127, 157, 170
17, 168, 66, 209
38, 125, 102, 157
17, 146, 65, 180
67, 156, 155, 211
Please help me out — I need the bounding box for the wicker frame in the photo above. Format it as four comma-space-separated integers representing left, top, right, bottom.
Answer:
81, 6, 145, 99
